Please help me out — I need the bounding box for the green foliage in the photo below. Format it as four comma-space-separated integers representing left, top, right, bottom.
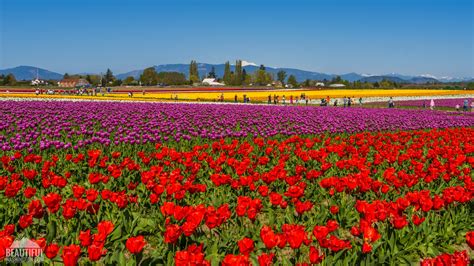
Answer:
277, 70, 287, 85
233, 60, 243, 86
287, 74, 298, 87
223, 61, 232, 85
189, 60, 200, 83
140, 67, 158, 85
122, 76, 135, 85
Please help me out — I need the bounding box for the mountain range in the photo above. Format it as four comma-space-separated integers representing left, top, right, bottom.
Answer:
1, 64, 472, 84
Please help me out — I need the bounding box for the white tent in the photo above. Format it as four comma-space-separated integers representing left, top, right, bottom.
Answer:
202, 78, 225, 86
329, 83, 346, 88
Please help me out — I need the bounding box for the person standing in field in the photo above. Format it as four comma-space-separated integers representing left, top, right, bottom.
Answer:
347, 97, 352, 107
268, 95, 271, 104
388, 97, 394, 108
282, 95, 286, 105
343, 97, 347, 107
430, 99, 435, 110
464, 99, 469, 111
455, 104, 460, 112
234, 95, 238, 103
359, 97, 363, 106
290, 95, 293, 105
334, 99, 338, 107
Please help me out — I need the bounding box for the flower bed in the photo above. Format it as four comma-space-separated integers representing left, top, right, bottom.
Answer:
1, 101, 474, 152
0, 100, 473, 265
396, 98, 473, 108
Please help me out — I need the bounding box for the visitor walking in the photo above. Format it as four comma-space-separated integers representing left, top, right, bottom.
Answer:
463, 99, 469, 112
234, 95, 238, 103
290, 95, 293, 105
268, 95, 271, 104
359, 97, 363, 106
455, 104, 460, 112
343, 97, 347, 107
347, 97, 352, 107
334, 99, 338, 107
430, 99, 435, 110
282, 95, 286, 105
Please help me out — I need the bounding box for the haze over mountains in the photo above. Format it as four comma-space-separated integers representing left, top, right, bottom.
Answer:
1, 64, 472, 84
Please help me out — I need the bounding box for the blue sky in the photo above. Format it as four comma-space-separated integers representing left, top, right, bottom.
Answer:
1, 0, 473, 77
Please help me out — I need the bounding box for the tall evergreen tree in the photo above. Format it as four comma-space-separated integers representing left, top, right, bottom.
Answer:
234, 60, 243, 86
105, 69, 115, 84
189, 60, 199, 83
208, 66, 216, 79
223, 61, 232, 85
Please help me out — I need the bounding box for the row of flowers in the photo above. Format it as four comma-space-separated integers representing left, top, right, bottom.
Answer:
1, 100, 474, 152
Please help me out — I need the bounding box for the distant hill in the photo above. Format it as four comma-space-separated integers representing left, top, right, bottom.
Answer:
359, 76, 407, 83
409, 76, 438, 84
0, 66, 63, 80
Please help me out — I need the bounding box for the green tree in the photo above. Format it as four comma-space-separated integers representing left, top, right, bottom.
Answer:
86, 75, 101, 86
122, 76, 135, 85
277, 70, 287, 85
157, 72, 188, 85
255, 69, 267, 86
234, 60, 243, 86
4, 73, 17, 85
189, 60, 199, 83
303, 79, 311, 87
63, 73, 70, 79
207, 66, 216, 79
223, 61, 232, 85
105, 69, 115, 84
287, 75, 298, 87
140, 67, 158, 86
331, 76, 342, 84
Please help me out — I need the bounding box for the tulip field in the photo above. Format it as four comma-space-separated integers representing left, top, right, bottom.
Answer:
0, 100, 473, 265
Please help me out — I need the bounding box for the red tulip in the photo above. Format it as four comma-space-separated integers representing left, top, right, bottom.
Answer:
61, 244, 81, 266
126, 235, 147, 254
237, 237, 254, 255
45, 243, 60, 259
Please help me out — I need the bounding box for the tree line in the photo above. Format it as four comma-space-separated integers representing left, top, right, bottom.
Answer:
2, 62, 474, 89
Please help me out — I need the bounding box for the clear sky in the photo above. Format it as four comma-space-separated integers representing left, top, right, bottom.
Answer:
1, 0, 473, 77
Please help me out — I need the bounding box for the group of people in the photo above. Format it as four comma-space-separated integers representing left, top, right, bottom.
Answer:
34, 87, 111, 96
453, 99, 473, 112
250, 94, 367, 107
267, 94, 310, 105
